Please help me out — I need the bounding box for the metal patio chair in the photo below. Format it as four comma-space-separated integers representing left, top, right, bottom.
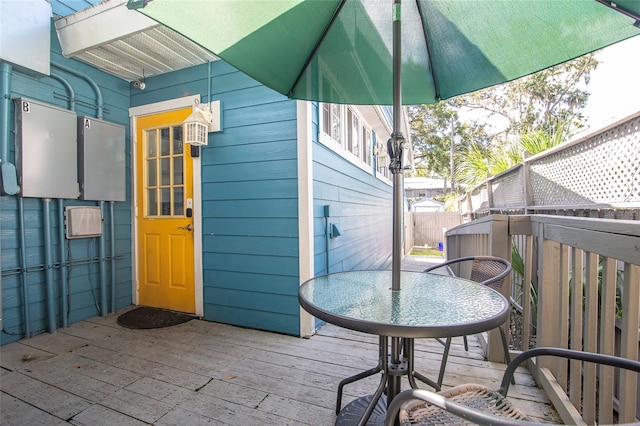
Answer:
419, 256, 512, 389
385, 347, 640, 425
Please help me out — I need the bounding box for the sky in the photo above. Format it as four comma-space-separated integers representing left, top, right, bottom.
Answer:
582, 35, 640, 128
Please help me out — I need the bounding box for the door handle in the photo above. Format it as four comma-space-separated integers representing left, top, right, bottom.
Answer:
178, 224, 193, 231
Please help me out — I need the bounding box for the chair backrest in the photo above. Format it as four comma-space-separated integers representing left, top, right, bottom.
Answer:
470, 257, 511, 290
424, 256, 511, 291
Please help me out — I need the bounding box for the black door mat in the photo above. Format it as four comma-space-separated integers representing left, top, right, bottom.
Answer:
117, 306, 196, 329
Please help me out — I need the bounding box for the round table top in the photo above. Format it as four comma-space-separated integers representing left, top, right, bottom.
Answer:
298, 270, 509, 339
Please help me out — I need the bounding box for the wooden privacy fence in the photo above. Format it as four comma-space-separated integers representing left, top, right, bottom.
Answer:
409, 211, 461, 248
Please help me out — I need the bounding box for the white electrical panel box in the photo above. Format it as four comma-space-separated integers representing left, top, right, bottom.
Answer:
65, 206, 102, 239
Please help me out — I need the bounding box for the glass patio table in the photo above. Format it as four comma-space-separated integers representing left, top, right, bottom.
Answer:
298, 270, 509, 426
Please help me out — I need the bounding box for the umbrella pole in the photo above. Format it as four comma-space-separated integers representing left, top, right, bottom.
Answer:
388, 0, 404, 414
389, 0, 404, 292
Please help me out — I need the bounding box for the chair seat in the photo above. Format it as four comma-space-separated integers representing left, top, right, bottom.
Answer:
399, 383, 530, 425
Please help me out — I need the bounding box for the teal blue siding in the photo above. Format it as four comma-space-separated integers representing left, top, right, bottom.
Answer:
0, 23, 133, 344
202, 63, 301, 335
311, 103, 393, 276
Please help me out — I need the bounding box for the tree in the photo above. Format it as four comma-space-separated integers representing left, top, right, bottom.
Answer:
451, 54, 598, 144
408, 102, 489, 188
409, 55, 598, 188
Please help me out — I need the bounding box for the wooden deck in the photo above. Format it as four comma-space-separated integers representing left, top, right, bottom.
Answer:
1, 305, 560, 425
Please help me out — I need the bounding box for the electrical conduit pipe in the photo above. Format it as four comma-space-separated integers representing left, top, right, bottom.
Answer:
51, 61, 102, 119
43, 199, 57, 332
18, 198, 31, 337
58, 200, 69, 327
110, 201, 116, 313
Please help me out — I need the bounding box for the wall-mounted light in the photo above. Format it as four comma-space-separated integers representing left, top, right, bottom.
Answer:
183, 99, 223, 146
183, 100, 212, 146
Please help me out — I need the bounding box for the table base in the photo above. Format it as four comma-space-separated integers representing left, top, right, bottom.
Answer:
335, 395, 387, 426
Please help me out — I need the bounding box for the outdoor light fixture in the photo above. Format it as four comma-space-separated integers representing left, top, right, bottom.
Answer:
182, 99, 223, 145
183, 100, 213, 146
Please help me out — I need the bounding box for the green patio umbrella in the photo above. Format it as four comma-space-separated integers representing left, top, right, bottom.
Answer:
127, 0, 639, 290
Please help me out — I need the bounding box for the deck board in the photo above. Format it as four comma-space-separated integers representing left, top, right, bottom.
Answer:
1, 308, 560, 425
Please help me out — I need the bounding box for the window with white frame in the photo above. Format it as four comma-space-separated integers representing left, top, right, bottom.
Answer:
321, 103, 342, 147
320, 103, 384, 176
362, 128, 372, 166
346, 108, 360, 157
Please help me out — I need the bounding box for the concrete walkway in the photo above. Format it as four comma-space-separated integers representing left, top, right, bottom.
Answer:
400, 254, 444, 272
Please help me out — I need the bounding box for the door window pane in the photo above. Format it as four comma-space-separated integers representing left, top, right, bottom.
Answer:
160, 158, 170, 186
173, 127, 183, 154
173, 157, 183, 185
174, 187, 184, 215
146, 130, 157, 157
147, 159, 157, 186
160, 188, 171, 216
160, 128, 170, 155
147, 189, 157, 216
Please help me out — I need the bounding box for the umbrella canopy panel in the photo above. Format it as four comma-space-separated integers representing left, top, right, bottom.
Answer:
132, 0, 639, 105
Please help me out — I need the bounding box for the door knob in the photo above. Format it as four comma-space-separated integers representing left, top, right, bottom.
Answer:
178, 224, 193, 231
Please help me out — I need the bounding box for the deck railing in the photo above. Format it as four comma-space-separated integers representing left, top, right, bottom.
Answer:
458, 112, 640, 220
445, 214, 640, 424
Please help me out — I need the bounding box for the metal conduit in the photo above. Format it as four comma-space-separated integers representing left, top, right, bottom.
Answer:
51, 61, 103, 119
42, 199, 57, 332
18, 198, 31, 338
99, 202, 107, 316
58, 200, 69, 327
48, 72, 76, 111
110, 201, 116, 313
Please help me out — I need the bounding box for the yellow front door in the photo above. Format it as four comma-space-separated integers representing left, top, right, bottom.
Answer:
136, 108, 195, 313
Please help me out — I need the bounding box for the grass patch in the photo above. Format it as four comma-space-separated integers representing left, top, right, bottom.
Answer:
410, 247, 444, 257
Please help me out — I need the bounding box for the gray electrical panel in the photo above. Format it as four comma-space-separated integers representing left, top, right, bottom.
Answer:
14, 98, 79, 199
78, 116, 126, 201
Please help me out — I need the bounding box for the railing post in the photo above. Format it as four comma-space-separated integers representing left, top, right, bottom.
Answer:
536, 223, 562, 370
619, 264, 640, 423
486, 215, 511, 363
522, 152, 533, 214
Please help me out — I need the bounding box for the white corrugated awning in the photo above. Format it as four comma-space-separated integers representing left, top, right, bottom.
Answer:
54, 0, 218, 82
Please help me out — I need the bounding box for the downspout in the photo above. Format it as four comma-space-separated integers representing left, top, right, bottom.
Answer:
42, 199, 57, 332
51, 61, 103, 119
110, 201, 116, 313
18, 198, 31, 337
48, 72, 76, 111
99, 201, 107, 316
58, 200, 68, 327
